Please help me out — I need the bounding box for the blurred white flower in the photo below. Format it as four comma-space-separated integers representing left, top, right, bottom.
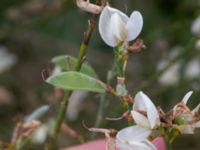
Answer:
99, 6, 143, 47
116, 126, 156, 150
195, 39, 200, 50
174, 91, 200, 134
0, 46, 17, 73
32, 125, 48, 144
184, 58, 200, 79
67, 91, 88, 121
132, 91, 160, 129
157, 46, 182, 86
168, 46, 182, 59
157, 60, 181, 86
51, 66, 62, 75
191, 16, 200, 36
31, 118, 56, 144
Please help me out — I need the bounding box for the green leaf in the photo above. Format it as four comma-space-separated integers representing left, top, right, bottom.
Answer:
46, 71, 105, 93
52, 55, 97, 77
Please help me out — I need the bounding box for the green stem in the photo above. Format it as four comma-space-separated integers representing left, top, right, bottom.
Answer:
51, 44, 88, 145
52, 90, 73, 142
49, 7, 100, 147
94, 94, 107, 128
91, 70, 115, 139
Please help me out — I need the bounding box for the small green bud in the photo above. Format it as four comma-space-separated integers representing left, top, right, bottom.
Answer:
175, 115, 186, 125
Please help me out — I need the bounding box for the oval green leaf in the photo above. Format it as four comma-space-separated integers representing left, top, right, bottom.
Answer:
46, 71, 105, 93
52, 55, 97, 77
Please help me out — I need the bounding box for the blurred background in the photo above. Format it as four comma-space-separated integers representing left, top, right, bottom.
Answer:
0, 0, 200, 149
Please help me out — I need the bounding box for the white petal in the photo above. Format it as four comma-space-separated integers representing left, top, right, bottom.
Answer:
99, 6, 128, 47
116, 126, 151, 142
177, 125, 194, 134
192, 104, 200, 114
116, 126, 153, 150
131, 110, 150, 128
129, 141, 156, 150
182, 91, 193, 104
133, 91, 160, 129
141, 140, 157, 150
191, 16, 200, 36
117, 140, 154, 150
110, 13, 127, 41
105, 6, 129, 22
32, 125, 48, 144
126, 11, 143, 41
184, 58, 200, 79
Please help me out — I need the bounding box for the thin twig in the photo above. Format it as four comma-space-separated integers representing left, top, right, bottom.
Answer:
48, 0, 105, 149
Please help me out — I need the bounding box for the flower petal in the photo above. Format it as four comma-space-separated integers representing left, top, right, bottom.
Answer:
131, 110, 150, 128
177, 125, 195, 134
192, 104, 200, 114
141, 140, 157, 150
126, 11, 143, 41
182, 91, 193, 104
110, 13, 127, 42
117, 140, 154, 150
129, 140, 156, 150
116, 125, 152, 150
116, 125, 151, 142
133, 91, 160, 129
99, 6, 128, 47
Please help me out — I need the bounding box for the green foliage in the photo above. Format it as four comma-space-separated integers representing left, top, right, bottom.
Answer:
46, 71, 105, 93
52, 55, 97, 77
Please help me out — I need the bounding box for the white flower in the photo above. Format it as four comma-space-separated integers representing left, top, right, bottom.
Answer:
132, 91, 160, 129
116, 92, 161, 150
67, 91, 88, 121
191, 16, 200, 36
175, 91, 200, 134
195, 39, 200, 50
184, 58, 200, 79
157, 47, 183, 86
99, 6, 143, 47
0, 46, 17, 73
158, 60, 181, 86
32, 125, 48, 144
51, 66, 62, 76
116, 126, 156, 150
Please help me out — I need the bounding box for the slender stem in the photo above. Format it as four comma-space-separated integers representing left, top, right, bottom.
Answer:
91, 69, 115, 139
52, 90, 73, 142
92, 44, 130, 137
94, 94, 107, 128
49, 1, 102, 148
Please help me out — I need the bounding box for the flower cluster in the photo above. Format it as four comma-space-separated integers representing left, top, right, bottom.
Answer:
97, 5, 200, 150
115, 91, 200, 150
